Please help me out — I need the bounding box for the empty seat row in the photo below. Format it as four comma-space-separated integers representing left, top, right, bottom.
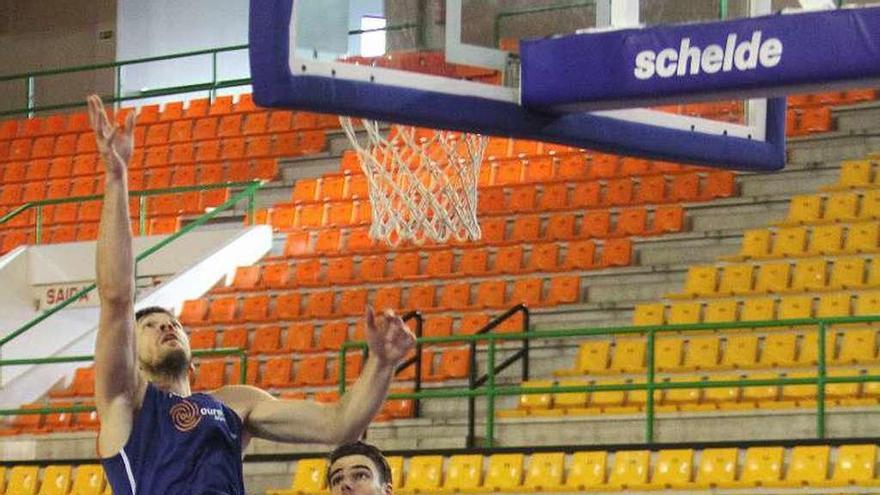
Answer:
137, 111, 333, 145
0, 401, 99, 436
503, 367, 878, 417
268, 444, 880, 494
221, 241, 607, 293
335, 151, 712, 190
634, 290, 880, 326
185, 313, 527, 356
0, 217, 181, 253
0, 464, 109, 494
179, 275, 581, 325
671, 255, 880, 298
788, 88, 877, 109
267, 208, 668, 252
559, 328, 878, 377
727, 222, 880, 260
780, 191, 880, 226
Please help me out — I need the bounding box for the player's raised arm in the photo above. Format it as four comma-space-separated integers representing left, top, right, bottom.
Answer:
89, 95, 142, 457
217, 306, 415, 445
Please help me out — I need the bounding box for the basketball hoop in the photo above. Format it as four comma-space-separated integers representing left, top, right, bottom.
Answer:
339, 117, 487, 246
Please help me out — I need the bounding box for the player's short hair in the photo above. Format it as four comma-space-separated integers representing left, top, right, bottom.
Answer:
135, 306, 176, 323
328, 441, 392, 485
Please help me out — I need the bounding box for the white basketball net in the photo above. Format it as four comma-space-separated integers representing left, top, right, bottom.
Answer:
339, 117, 487, 246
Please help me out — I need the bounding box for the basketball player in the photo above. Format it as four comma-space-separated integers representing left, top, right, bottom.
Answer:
327, 441, 394, 495
87, 95, 416, 494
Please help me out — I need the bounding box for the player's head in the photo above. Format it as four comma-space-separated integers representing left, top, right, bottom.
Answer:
327, 442, 393, 495
134, 306, 192, 380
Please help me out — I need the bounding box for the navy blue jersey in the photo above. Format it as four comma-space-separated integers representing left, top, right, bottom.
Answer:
101, 383, 245, 494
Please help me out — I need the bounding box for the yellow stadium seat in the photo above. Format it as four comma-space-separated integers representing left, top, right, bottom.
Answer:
682, 336, 719, 371
753, 262, 790, 294
662, 376, 704, 407
516, 380, 554, 412
654, 337, 684, 372
439, 455, 483, 493
679, 266, 717, 297
0, 467, 5, 495
71, 464, 105, 495
818, 444, 878, 487
609, 338, 645, 373
778, 295, 814, 320
790, 259, 827, 292
740, 297, 775, 322
737, 229, 771, 259
766, 446, 830, 487
564, 452, 607, 490
860, 189, 880, 219
829, 160, 872, 190
816, 293, 851, 318
703, 375, 742, 406
827, 368, 862, 404
522, 453, 565, 491
772, 227, 807, 258
648, 449, 694, 489
553, 380, 590, 413
863, 367, 880, 401
607, 451, 650, 489
590, 380, 626, 409
781, 371, 817, 402
797, 330, 837, 366
783, 195, 822, 225
38, 465, 71, 495
854, 290, 880, 316
704, 299, 737, 323
760, 333, 797, 367
402, 456, 443, 494
624, 379, 662, 411
868, 260, 880, 286
480, 454, 523, 492
721, 334, 758, 369
573, 341, 610, 375
835, 328, 877, 364
692, 448, 738, 488
387, 457, 405, 490
829, 257, 866, 289
824, 193, 859, 222
632, 303, 664, 326
737, 447, 784, 487
667, 302, 701, 325
741, 372, 780, 405
844, 222, 879, 253
7, 466, 39, 495
808, 224, 844, 255
718, 264, 754, 295
269, 458, 328, 495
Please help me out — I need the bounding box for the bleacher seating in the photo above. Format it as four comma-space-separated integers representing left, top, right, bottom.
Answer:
0, 93, 337, 253
0, 463, 109, 494
266, 443, 880, 493
501, 151, 880, 418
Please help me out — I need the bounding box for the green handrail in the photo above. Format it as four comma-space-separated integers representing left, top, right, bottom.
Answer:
0, 347, 248, 417
0, 180, 263, 350
493, 2, 597, 48
338, 313, 880, 447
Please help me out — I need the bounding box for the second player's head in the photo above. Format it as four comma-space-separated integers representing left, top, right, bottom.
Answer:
327, 442, 393, 495
135, 306, 192, 381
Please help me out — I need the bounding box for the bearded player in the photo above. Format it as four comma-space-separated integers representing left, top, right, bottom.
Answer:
88, 95, 415, 494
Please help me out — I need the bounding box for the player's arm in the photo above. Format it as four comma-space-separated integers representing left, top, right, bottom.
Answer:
217, 307, 414, 445
89, 95, 144, 457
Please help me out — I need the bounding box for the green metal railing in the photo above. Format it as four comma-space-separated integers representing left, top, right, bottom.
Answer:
0, 348, 248, 418
493, 2, 596, 48
339, 313, 880, 448
0, 180, 262, 354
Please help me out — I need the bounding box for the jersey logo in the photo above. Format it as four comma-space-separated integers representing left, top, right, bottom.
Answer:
170, 399, 202, 432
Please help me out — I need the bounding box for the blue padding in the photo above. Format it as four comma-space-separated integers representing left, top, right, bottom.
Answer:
249, 0, 785, 171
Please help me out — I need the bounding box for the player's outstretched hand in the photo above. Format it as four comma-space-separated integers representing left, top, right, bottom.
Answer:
364, 306, 416, 366
87, 94, 135, 174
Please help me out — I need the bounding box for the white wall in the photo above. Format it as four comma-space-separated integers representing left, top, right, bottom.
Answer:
115, 0, 251, 104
